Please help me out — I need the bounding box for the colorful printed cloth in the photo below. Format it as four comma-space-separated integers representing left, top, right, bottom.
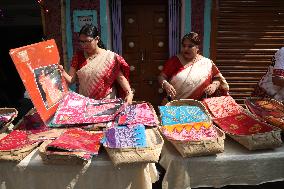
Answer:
52, 92, 126, 125
117, 103, 159, 127
159, 106, 210, 126
213, 112, 274, 135
202, 96, 243, 118
46, 128, 103, 160
0, 130, 38, 151
160, 122, 218, 141
102, 124, 147, 148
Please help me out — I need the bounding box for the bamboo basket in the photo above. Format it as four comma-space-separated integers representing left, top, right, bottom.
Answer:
215, 109, 283, 150
0, 108, 18, 133
163, 99, 225, 157
38, 140, 86, 164
104, 128, 164, 166
0, 142, 39, 161
244, 97, 284, 131
166, 126, 225, 157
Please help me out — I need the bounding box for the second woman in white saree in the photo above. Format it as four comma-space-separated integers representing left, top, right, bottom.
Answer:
158, 32, 229, 102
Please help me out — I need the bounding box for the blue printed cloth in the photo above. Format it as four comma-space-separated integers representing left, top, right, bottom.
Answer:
159, 106, 209, 126
102, 124, 147, 148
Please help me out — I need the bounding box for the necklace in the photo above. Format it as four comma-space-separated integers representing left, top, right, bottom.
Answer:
184, 55, 199, 68
85, 52, 99, 61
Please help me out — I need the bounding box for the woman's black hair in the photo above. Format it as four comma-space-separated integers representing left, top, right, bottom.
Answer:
182, 32, 200, 46
79, 24, 106, 49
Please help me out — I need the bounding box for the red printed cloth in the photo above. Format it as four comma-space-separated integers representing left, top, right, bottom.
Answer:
52, 92, 126, 125
160, 122, 218, 141
117, 103, 159, 127
46, 128, 103, 159
0, 130, 38, 151
213, 112, 274, 135
202, 96, 243, 118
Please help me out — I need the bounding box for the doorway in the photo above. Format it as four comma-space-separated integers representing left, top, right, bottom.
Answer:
122, 0, 169, 108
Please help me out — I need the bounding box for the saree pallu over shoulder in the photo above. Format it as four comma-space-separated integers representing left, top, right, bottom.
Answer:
170, 56, 228, 100
76, 50, 129, 99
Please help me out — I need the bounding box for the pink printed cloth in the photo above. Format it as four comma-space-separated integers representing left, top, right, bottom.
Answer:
0, 130, 38, 151
202, 96, 243, 118
160, 122, 218, 141
117, 103, 159, 127
46, 128, 103, 160
52, 92, 126, 125
213, 112, 274, 135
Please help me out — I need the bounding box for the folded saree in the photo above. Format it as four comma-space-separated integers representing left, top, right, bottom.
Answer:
160, 122, 218, 141
213, 112, 274, 135
52, 92, 126, 125
202, 96, 243, 118
102, 124, 147, 148
45, 128, 103, 160
0, 130, 39, 161
117, 102, 159, 127
159, 105, 210, 126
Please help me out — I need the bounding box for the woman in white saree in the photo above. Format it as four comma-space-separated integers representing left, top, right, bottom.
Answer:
158, 32, 229, 102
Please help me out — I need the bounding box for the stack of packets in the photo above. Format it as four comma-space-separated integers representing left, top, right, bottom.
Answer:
202, 96, 282, 150
39, 128, 103, 162
245, 98, 284, 131
159, 105, 218, 141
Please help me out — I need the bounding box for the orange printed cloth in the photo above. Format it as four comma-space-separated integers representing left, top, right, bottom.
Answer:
160, 122, 218, 141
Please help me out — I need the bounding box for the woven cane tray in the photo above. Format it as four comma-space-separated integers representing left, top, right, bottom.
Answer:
0, 108, 18, 133
245, 97, 284, 131
104, 128, 164, 166
162, 99, 225, 157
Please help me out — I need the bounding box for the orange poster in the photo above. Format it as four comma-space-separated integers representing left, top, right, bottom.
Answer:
9, 39, 68, 123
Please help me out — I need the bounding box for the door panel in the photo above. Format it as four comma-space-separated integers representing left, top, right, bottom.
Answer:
122, 0, 168, 108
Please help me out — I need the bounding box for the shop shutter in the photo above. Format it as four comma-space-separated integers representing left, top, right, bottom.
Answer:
213, 0, 284, 104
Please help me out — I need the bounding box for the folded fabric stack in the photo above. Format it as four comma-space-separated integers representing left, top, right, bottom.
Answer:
102, 101, 163, 166
39, 128, 103, 163
0, 130, 40, 161
16, 111, 65, 141
160, 122, 218, 141
116, 102, 159, 127
159, 100, 225, 157
203, 96, 282, 150
245, 98, 284, 131
102, 124, 147, 148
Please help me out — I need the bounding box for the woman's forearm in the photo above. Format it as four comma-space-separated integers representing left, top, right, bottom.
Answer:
116, 71, 132, 93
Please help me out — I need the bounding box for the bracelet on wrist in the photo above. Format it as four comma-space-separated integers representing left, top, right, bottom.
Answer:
161, 80, 168, 89
126, 90, 134, 95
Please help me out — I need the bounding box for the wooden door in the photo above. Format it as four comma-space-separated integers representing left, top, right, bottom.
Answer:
122, 0, 168, 108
